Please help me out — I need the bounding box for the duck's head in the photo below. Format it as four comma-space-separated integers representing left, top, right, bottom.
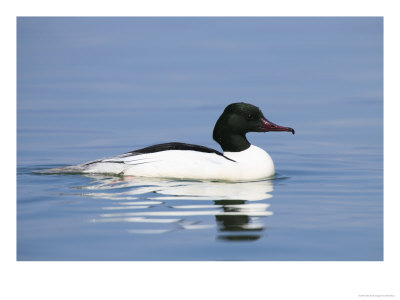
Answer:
213, 102, 295, 152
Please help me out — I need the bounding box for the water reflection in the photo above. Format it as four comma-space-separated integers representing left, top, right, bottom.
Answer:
75, 175, 274, 241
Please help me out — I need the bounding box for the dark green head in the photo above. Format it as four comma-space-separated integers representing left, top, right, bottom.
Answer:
213, 102, 294, 152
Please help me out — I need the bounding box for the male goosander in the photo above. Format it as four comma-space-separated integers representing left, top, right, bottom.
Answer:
40, 102, 294, 181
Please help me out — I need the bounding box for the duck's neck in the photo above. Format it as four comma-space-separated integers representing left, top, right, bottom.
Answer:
213, 131, 251, 152
213, 111, 252, 152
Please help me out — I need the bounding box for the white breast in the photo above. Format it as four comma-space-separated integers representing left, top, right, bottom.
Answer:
223, 145, 275, 180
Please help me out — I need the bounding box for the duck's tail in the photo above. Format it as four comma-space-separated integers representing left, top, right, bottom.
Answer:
34, 164, 89, 174
34, 157, 127, 175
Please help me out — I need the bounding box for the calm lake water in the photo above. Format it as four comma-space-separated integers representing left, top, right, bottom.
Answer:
17, 17, 383, 261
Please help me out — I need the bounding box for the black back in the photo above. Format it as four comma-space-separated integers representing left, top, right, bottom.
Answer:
121, 142, 235, 161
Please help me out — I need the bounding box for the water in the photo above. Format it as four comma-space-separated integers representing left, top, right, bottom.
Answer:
17, 17, 383, 261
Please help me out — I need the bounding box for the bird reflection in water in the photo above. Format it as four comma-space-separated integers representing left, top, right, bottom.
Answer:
215, 199, 270, 241
75, 175, 274, 242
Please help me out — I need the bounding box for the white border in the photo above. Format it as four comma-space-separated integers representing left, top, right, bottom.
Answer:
3, 1, 399, 300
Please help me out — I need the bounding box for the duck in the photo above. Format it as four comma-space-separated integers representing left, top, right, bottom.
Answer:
40, 102, 294, 181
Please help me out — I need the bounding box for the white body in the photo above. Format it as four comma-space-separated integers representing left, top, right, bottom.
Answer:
82, 145, 275, 181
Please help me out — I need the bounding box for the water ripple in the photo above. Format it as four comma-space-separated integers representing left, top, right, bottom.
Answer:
74, 175, 275, 241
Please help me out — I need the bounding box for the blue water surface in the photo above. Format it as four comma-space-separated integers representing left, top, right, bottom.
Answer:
17, 17, 383, 261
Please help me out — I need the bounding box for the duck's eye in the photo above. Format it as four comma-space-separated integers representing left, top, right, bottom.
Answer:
247, 114, 254, 120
